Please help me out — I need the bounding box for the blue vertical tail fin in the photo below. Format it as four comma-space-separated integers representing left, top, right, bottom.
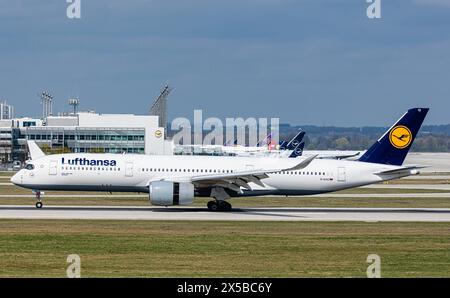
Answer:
286, 130, 305, 151
358, 108, 429, 166
289, 142, 305, 158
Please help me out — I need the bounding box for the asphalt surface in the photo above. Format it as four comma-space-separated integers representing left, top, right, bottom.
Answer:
0, 205, 449, 222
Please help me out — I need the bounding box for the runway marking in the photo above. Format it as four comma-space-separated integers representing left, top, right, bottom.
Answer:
0, 206, 449, 222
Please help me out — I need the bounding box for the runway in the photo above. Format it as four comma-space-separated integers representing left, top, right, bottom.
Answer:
2, 192, 450, 199
1, 205, 449, 222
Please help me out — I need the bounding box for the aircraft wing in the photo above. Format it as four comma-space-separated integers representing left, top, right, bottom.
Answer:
148, 155, 317, 193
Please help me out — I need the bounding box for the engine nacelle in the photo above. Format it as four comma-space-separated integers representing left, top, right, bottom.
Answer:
149, 181, 195, 206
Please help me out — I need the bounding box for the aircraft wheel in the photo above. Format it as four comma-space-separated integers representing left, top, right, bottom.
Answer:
207, 201, 219, 211
218, 201, 232, 212
36, 202, 43, 209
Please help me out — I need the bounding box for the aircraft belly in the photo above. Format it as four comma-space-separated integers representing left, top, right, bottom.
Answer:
263, 175, 331, 192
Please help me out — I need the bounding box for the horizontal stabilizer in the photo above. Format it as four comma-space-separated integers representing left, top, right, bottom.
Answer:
374, 165, 428, 175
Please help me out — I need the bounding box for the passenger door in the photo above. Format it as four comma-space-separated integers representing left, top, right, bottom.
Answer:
337, 167, 346, 182
49, 160, 57, 176
125, 162, 134, 177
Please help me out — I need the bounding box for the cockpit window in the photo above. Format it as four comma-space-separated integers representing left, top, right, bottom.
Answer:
25, 164, 35, 170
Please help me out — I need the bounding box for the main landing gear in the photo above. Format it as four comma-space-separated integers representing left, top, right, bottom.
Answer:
207, 186, 232, 211
207, 200, 232, 212
34, 190, 43, 209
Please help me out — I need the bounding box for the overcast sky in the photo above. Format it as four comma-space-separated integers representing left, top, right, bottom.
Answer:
1, 0, 449, 126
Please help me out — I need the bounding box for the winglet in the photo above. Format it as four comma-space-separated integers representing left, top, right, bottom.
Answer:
27, 141, 45, 160
287, 154, 317, 171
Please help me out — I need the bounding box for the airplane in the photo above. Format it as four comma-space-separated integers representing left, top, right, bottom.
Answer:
11, 108, 428, 212
173, 131, 305, 156
216, 130, 306, 156
218, 130, 362, 160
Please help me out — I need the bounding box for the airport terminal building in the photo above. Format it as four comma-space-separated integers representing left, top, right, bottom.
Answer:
0, 112, 172, 165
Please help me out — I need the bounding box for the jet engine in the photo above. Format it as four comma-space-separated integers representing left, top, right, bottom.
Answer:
149, 181, 195, 206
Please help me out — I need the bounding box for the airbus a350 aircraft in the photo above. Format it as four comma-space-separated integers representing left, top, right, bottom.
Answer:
11, 108, 428, 211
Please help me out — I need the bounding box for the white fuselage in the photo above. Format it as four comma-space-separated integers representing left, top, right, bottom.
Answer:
11, 153, 410, 197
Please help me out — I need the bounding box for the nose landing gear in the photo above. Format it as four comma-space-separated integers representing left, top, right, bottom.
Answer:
33, 190, 43, 208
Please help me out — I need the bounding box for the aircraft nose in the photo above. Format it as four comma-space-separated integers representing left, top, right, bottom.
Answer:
10, 172, 22, 185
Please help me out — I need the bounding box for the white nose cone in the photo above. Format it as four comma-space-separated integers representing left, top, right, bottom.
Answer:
10, 172, 21, 185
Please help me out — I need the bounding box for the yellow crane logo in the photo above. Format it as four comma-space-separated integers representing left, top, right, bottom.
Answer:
389, 125, 412, 149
